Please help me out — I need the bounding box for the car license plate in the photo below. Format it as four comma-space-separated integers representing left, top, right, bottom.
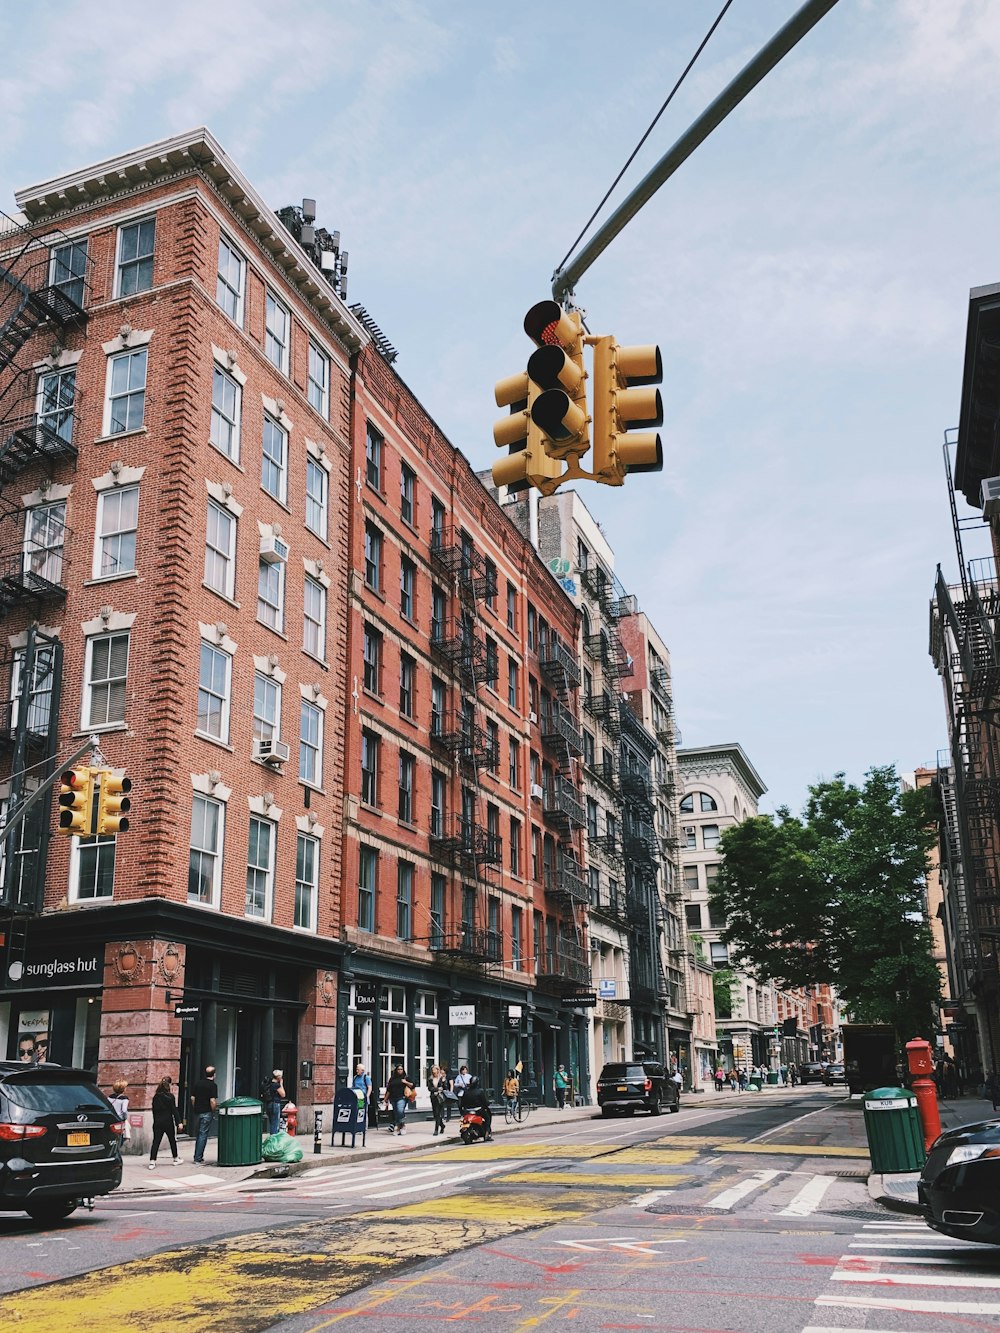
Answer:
66, 1131, 90, 1147
616, 1085, 627, 1092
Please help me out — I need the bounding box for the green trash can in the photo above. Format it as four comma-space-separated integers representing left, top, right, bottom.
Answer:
749, 1075, 762, 1091
862, 1087, 925, 1173
217, 1097, 263, 1167
766, 1072, 780, 1085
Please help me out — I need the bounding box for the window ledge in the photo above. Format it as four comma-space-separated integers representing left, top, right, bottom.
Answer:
194, 731, 234, 752
300, 782, 326, 797
256, 619, 288, 641
208, 440, 244, 470
94, 427, 147, 446
203, 584, 240, 609
84, 570, 140, 587
73, 723, 128, 738
302, 649, 329, 671
261, 491, 292, 514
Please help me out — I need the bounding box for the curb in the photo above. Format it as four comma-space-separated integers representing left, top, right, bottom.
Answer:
867, 1172, 924, 1216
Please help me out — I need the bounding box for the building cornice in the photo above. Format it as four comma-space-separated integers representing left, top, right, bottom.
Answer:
676, 743, 767, 800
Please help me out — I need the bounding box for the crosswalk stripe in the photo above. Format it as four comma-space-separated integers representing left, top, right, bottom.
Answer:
862, 1221, 926, 1228
703, 1169, 780, 1210
832, 1270, 1000, 1289
804, 1327, 927, 1333
817, 1294, 1000, 1315
849, 1241, 976, 1250
367, 1164, 514, 1198
777, 1174, 834, 1217
844, 1254, 992, 1267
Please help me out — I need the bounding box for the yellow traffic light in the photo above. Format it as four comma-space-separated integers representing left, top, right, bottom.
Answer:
524, 300, 590, 461
58, 767, 95, 837
492, 370, 563, 496
590, 336, 663, 486
95, 771, 132, 835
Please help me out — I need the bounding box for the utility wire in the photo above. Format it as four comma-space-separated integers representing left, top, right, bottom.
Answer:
556, 0, 736, 277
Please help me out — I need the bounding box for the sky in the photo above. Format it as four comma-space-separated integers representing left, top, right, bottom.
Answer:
2, 0, 996, 813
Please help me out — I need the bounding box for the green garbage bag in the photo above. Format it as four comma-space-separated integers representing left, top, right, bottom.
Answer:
262, 1131, 303, 1163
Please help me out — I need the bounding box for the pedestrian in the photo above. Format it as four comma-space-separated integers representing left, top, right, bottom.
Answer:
714, 1067, 726, 1093
109, 1078, 131, 1147
385, 1064, 414, 1135
189, 1064, 218, 1165
352, 1061, 374, 1126
502, 1068, 520, 1114
148, 1075, 183, 1169
453, 1065, 472, 1098
427, 1064, 448, 1136
553, 1064, 571, 1109
265, 1069, 285, 1135
789, 1064, 798, 1086
738, 1067, 748, 1093
985, 1070, 1000, 1112
671, 1066, 683, 1095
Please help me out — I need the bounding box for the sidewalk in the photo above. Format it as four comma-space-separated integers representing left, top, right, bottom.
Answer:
867, 1093, 997, 1215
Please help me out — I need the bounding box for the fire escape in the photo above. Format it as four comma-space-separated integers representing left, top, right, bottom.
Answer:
0, 212, 90, 935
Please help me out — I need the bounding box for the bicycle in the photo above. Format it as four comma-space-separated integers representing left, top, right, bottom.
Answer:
504, 1096, 533, 1124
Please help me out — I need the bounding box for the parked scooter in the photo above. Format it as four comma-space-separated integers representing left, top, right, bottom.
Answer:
459, 1110, 491, 1145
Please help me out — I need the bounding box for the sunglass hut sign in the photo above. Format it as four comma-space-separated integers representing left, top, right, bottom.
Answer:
7, 949, 102, 987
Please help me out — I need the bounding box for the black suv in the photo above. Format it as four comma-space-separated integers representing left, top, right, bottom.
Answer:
798, 1062, 826, 1085
0, 1063, 123, 1224
597, 1061, 680, 1117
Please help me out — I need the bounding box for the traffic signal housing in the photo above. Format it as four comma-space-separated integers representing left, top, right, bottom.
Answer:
590, 336, 663, 486
524, 300, 590, 462
491, 369, 564, 495
95, 771, 132, 835
58, 767, 95, 837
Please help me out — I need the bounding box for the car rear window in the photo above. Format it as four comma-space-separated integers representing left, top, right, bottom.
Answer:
2, 1079, 110, 1113
600, 1064, 645, 1080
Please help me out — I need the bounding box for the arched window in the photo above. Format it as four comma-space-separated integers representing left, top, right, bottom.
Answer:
680, 791, 718, 813
699, 792, 718, 812
679, 793, 693, 813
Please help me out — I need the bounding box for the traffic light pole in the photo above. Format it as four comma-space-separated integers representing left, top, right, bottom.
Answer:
550, 0, 840, 303
0, 735, 103, 843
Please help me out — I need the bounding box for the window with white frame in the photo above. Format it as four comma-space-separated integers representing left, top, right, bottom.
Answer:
430, 769, 445, 838
189, 794, 223, 906
253, 672, 281, 743
399, 556, 415, 621
295, 832, 318, 930
358, 845, 377, 931
396, 860, 413, 939
116, 218, 155, 296
210, 366, 241, 460
364, 523, 382, 592
307, 341, 330, 418
85, 631, 129, 728
299, 698, 323, 787
72, 835, 116, 901
362, 623, 382, 694
217, 236, 245, 324
257, 557, 284, 631
24, 501, 65, 584
265, 291, 289, 371
38, 365, 75, 442
204, 500, 236, 598
365, 423, 382, 490
95, 485, 138, 578
400, 462, 415, 525
51, 238, 88, 307
399, 652, 415, 719
305, 457, 328, 540
398, 749, 415, 824
261, 415, 287, 502
361, 728, 379, 806
10, 644, 55, 736
245, 815, 274, 919
303, 575, 326, 659
107, 348, 147, 434
197, 641, 231, 741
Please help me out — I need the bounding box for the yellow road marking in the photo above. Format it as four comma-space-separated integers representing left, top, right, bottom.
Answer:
719, 1142, 870, 1158
502, 1171, 691, 1188
613, 1147, 698, 1164
389, 1187, 605, 1223
653, 1134, 742, 1147
421, 1141, 610, 1160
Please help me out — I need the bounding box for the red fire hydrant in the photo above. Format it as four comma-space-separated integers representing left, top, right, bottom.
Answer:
906, 1038, 942, 1151
283, 1102, 298, 1136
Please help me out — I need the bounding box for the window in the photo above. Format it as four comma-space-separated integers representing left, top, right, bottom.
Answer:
710, 941, 730, 969
305, 458, 328, 540
588, 866, 600, 905
361, 728, 380, 806
362, 623, 382, 694
95, 484, 139, 578
24, 501, 65, 584
10, 644, 55, 737
197, 641, 231, 741
299, 699, 323, 787
533, 911, 542, 974
484, 636, 499, 690
586, 797, 599, 840
682, 865, 699, 894
358, 846, 377, 931
257, 558, 284, 631
484, 558, 498, 610
430, 874, 446, 949
396, 860, 413, 939
683, 826, 696, 849
308, 341, 330, 418
527, 606, 536, 651
107, 348, 146, 434
679, 793, 693, 814
261, 415, 287, 502
582, 730, 595, 768
510, 816, 521, 876
431, 770, 445, 838
217, 236, 245, 323
38, 365, 75, 442
365, 423, 383, 489
189, 795, 223, 906
577, 538, 590, 572
265, 292, 290, 372
400, 556, 415, 621
364, 523, 382, 592
210, 366, 241, 460
400, 462, 415, 525
511, 906, 523, 968
431, 676, 445, 737
700, 792, 719, 812
702, 824, 721, 850
431, 585, 446, 642
293, 832, 318, 931
482, 718, 498, 775
86, 631, 129, 728
73, 836, 115, 901
303, 575, 327, 659
431, 496, 445, 547
681, 791, 718, 813
507, 657, 519, 710
398, 749, 415, 824
253, 672, 281, 743
204, 501, 236, 598
399, 652, 415, 719
51, 238, 88, 307
117, 218, 155, 296
245, 816, 274, 919
531, 826, 540, 880
509, 736, 520, 790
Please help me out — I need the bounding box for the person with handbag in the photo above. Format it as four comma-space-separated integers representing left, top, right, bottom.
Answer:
384, 1064, 415, 1135
427, 1065, 448, 1136
148, 1075, 183, 1168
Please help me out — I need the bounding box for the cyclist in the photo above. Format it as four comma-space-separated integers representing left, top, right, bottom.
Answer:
502, 1068, 520, 1117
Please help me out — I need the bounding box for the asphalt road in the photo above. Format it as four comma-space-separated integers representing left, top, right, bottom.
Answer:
1, 1089, 998, 1332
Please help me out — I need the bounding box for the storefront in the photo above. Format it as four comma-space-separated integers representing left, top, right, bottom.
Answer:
1, 943, 104, 1069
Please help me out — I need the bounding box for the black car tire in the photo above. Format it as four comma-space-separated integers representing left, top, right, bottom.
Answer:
669, 1101, 680, 1113
601, 1108, 615, 1118
25, 1200, 78, 1225
648, 1098, 661, 1115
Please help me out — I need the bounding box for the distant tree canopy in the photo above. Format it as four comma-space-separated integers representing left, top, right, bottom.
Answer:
709, 766, 942, 1040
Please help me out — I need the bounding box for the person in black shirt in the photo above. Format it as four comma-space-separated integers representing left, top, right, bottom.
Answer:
148, 1076, 183, 1168
189, 1064, 219, 1165
384, 1065, 414, 1135
460, 1075, 492, 1139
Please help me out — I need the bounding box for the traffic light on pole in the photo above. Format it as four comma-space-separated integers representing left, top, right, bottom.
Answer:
590, 336, 663, 486
524, 300, 590, 462
58, 767, 95, 837
95, 771, 132, 835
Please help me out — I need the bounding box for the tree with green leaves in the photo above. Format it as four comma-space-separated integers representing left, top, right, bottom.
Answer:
709, 765, 941, 1041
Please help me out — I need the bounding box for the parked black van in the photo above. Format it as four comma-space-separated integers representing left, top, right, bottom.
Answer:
597, 1061, 680, 1116
0, 1063, 123, 1224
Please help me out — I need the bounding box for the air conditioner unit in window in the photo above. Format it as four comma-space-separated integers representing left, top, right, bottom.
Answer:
260, 534, 290, 564
530, 782, 544, 801
983, 477, 1000, 518
255, 738, 290, 764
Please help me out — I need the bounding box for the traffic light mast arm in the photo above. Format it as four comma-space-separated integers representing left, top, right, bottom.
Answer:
551, 0, 840, 302
0, 736, 97, 843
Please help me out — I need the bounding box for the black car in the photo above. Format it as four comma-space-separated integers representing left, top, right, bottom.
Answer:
596, 1061, 680, 1117
0, 1062, 123, 1224
919, 1117, 1000, 1245
798, 1063, 826, 1085
822, 1063, 846, 1086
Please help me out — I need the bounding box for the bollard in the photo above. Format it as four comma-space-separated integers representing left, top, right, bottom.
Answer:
313, 1109, 324, 1154
906, 1037, 942, 1151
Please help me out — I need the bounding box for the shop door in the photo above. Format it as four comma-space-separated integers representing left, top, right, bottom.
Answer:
415, 1024, 439, 1107
477, 1029, 497, 1100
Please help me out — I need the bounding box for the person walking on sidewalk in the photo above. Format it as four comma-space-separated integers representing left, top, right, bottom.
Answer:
553, 1064, 571, 1109
428, 1065, 448, 1135
352, 1063, 374, 1127
264, 1070, 285, 1135
189, 1065, 218, 1165
109, 1079, 131, 1146
986, 1069, 1000, 1111
385, 1065, 414, 1135
148, 1076, 183, 1169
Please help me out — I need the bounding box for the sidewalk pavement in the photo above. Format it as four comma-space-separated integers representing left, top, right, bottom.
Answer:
867, 1093, 997, 1215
